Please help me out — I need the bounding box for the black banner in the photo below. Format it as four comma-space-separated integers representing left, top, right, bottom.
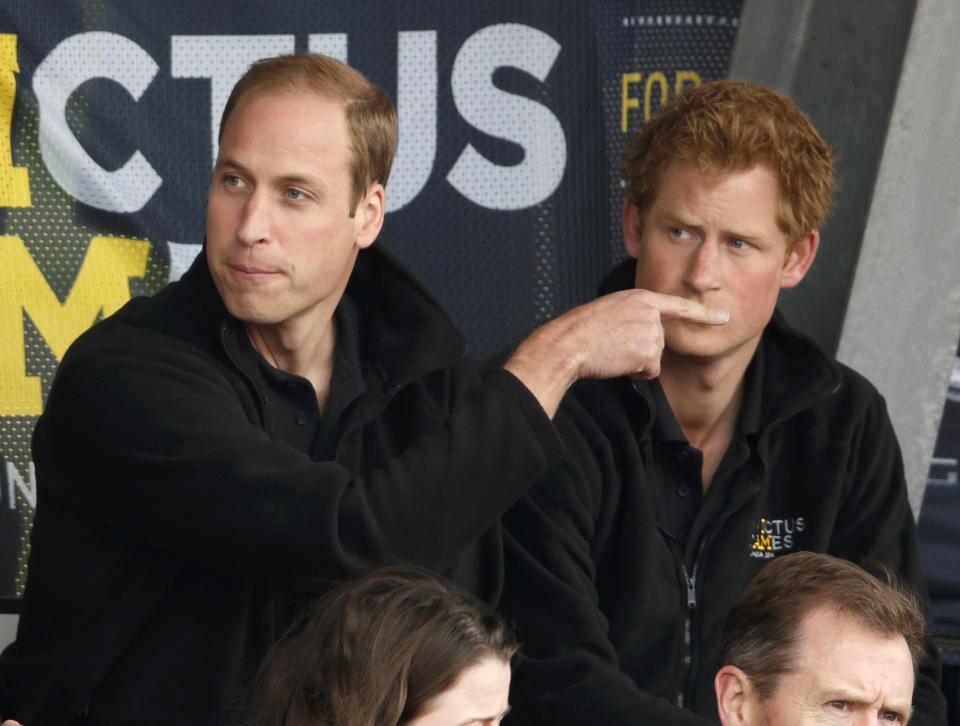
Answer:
0, 0, 741, 598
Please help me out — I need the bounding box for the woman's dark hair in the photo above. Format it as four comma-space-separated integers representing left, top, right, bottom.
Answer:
248, 565, 518, 726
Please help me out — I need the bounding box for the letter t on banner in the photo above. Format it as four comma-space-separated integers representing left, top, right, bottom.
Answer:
171, 35, 295, 166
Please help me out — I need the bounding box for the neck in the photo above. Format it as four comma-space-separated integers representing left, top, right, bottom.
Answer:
658, 340, 757, 490
246, 314, 338, 411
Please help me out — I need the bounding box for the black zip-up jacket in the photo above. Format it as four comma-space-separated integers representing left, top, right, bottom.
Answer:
500, 260, 945, 726
0, 246, 562, 726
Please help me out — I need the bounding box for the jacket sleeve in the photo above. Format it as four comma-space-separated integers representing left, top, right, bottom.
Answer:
500, 406, 716, 726
33, 330, 563, 589
828, 380, 947, 726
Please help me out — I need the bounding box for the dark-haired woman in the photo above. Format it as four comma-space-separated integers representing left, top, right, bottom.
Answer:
249, 565, 517, 726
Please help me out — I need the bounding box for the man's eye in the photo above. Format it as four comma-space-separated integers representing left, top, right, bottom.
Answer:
285, 188, 305, 201
224, 175, 242, 188
669, 227, 691, 240
827, 700, 848, 711
729, 238, 747, 249
880, 711, 903, 723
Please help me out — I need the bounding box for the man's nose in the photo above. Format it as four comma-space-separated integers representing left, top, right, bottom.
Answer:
682, 239, 721, 292
236, 191, 271, 245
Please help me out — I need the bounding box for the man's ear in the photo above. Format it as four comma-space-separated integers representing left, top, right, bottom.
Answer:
354, 182, 385, 250
780, 230, 819, 289
622, 198, 643, 259
715, 665, 756, 726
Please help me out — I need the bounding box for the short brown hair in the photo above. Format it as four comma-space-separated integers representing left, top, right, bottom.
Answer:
720, 552, 926, 700
220, 53, 398, 212
248, 565, 518, 726
621, 81, 834, 246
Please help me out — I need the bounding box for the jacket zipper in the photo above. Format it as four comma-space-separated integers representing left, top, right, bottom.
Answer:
676, 557, 698, 708
663, 534, 703, 708
674, 495, 757, 710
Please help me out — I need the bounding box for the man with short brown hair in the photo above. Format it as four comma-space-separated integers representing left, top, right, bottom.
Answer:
0, 54, 725, 726
716, 552, 924, 726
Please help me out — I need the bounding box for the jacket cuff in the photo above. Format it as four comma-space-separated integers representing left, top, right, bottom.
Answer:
482, 367, 565, 465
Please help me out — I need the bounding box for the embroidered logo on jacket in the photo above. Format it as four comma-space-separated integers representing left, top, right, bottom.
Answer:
749, 516, 806, 559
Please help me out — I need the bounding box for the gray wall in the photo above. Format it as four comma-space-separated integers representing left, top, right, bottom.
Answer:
731, 0, 960, 514
729, 0, 916, 355
0, 614, 16, 652
838, 0, 960, 514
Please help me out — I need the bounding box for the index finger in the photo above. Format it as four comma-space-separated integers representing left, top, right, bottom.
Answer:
636, 290, 729, 325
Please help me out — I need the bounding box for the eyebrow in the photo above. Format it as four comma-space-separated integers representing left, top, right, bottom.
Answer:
213, 157, 245, 172
662, 211, 767, 242
884, 702, 913, 721
821, 690, 912, 721
215, 158, 325, 191
457, 704, 511, 725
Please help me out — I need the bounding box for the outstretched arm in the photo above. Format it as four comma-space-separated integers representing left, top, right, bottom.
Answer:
35, 330, 561, 591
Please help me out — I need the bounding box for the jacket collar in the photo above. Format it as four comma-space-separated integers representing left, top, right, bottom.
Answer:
603, 258, 842, 433
345, 243, 466, 394
171, 244, 467, 397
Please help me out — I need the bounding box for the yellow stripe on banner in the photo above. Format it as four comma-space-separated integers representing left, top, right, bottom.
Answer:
0, 34, 31, 208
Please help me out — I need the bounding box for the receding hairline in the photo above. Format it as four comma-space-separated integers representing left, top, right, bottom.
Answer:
797, 601, 915, 662
789, 604, 915, 714
218, 81, 350, 143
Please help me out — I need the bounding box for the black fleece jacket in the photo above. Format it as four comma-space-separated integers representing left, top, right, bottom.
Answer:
0, 246, 562, 726
501, 259, 945, 726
